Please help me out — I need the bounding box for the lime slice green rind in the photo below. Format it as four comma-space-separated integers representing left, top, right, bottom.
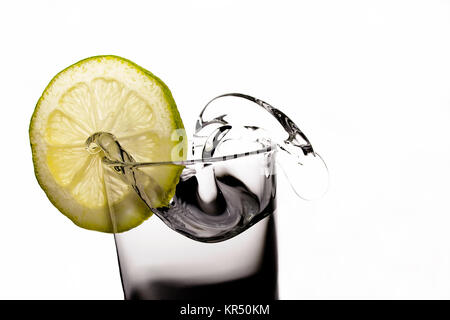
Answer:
29, 55, 187, 233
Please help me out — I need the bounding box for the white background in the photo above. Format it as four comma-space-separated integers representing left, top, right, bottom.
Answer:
0, 0, 449, 299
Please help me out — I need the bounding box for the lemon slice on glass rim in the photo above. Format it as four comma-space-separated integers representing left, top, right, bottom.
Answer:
29, 55, 186, 233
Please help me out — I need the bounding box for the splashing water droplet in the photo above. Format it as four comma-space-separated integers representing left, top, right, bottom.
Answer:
194, 93, 329, 201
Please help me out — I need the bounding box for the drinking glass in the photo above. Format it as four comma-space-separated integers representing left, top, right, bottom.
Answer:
103, 144, 279, 300
95, 92, 327, 300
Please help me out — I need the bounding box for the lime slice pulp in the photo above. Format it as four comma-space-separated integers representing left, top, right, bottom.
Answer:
29, 55, 186, 233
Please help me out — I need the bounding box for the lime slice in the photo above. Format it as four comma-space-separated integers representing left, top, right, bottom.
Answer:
29, 55, 186, 233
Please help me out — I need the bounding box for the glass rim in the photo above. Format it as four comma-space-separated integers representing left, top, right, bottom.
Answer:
102, 144, 277, 168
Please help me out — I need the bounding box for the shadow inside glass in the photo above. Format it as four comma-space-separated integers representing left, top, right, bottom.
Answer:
116, 214, 278, 300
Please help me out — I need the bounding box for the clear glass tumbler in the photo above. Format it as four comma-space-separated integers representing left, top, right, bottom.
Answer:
96, 92, 327, 300
105, 145, 279, 300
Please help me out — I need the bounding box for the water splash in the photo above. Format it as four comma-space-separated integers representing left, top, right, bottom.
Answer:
89, 132, 276, 242
194, 93, 329, 200
91, 93, 328, 242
